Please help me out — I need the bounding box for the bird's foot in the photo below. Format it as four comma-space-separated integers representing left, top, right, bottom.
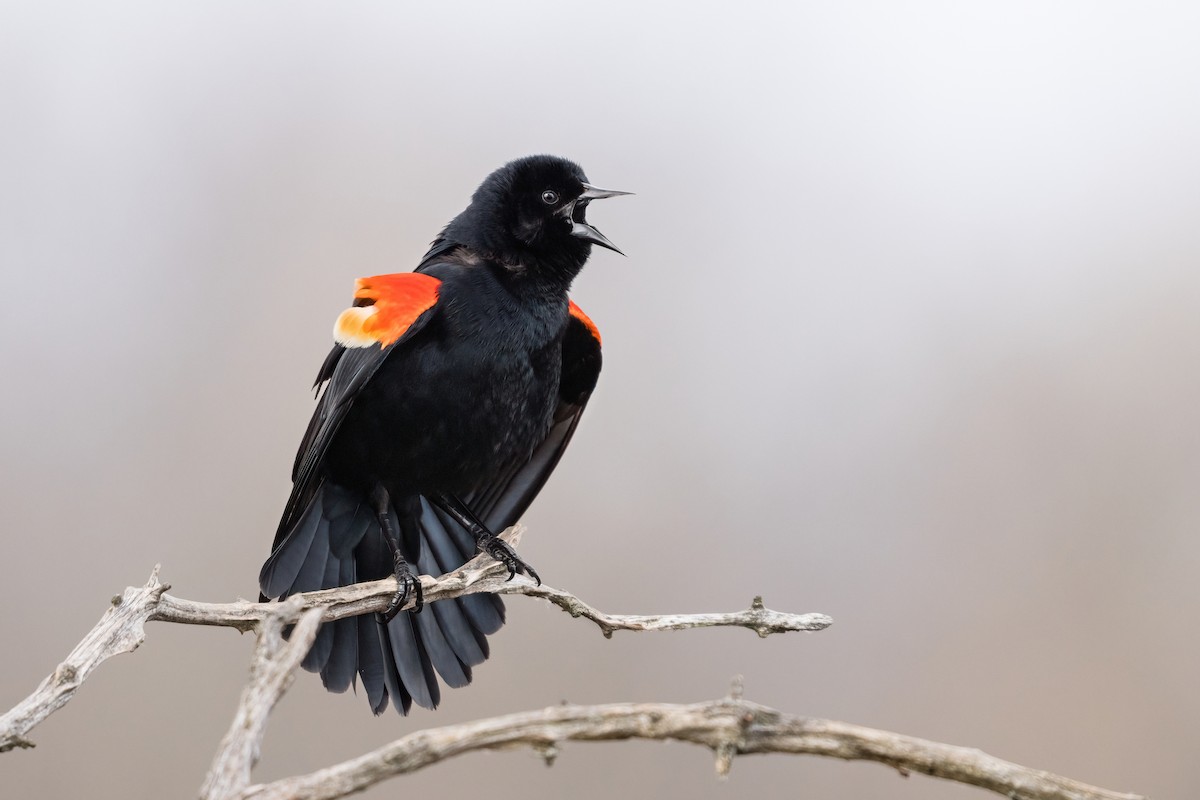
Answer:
479, 535, 541, 584
377, 554, 423, 624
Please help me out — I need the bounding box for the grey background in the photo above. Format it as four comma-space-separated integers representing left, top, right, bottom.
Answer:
2, 2, 1197, 798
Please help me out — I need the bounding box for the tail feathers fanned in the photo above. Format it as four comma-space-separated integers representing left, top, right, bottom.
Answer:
258, 481, 507, 715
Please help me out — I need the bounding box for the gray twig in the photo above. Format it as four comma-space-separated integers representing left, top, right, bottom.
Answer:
200, 600, 323, 800
0, 527, 826, 753
0, 568, 169, 753
239, 698, 1145, 800
0, 524, 1144, 800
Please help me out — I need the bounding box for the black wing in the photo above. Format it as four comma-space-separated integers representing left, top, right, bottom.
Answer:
269, 307, 440, 556
458, 311, 602, 532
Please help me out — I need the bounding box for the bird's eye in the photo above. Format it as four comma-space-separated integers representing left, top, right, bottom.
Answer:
541, 190, 559, 205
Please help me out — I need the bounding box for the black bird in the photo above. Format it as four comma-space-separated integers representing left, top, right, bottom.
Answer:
258, 155, 629, 714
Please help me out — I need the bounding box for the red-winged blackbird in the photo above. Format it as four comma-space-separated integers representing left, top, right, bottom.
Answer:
259, 155, 629, 715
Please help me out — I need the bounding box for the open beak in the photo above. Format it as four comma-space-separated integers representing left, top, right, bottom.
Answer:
570, 182, 633, 254
579, 182, 633, 201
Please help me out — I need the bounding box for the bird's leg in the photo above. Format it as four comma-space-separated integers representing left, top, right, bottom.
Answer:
371, 485, 423, 623
431, 493, 541, 584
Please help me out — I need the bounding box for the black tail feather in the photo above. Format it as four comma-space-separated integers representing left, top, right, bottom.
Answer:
260, 481, 507, 715
356, 613, 388, 714
421, 499, 506, 636
386, 611, 439, 710
299, 551, 342, 672
377, 618, 411, 716
320, 557, 359, 693
417, 504, 493, 666
259, 493, 324, 599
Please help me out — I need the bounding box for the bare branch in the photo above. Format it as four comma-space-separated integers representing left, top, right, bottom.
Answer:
0, 526, 1143, 800
0, 527, 828, 753
242, 698, 1145, 800
150, 528, 831, 637
200, 601, 324, 800
0, 567, 169, 753
518, 588, 826, 638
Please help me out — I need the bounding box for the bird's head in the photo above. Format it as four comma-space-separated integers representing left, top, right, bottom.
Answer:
441, 155, 631, 287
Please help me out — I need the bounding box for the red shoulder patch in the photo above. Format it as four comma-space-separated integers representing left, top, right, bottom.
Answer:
568, 299, 601, 346
334, 273, 441, 348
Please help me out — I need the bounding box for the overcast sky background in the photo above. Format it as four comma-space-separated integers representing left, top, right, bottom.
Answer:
2, 2, 1198, 798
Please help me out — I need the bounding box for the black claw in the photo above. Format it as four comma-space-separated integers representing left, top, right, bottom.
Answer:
428, 493, 542, 586
481, 537, 539, 584
376, 557, 422, 624
410, 575, 424, 614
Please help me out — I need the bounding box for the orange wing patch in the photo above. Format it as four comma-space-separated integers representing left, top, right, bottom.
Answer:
568, 300, 601, 346
334, 273, 441, 348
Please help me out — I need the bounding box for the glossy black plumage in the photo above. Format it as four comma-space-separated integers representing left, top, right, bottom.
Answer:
259, 155, 622, 714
